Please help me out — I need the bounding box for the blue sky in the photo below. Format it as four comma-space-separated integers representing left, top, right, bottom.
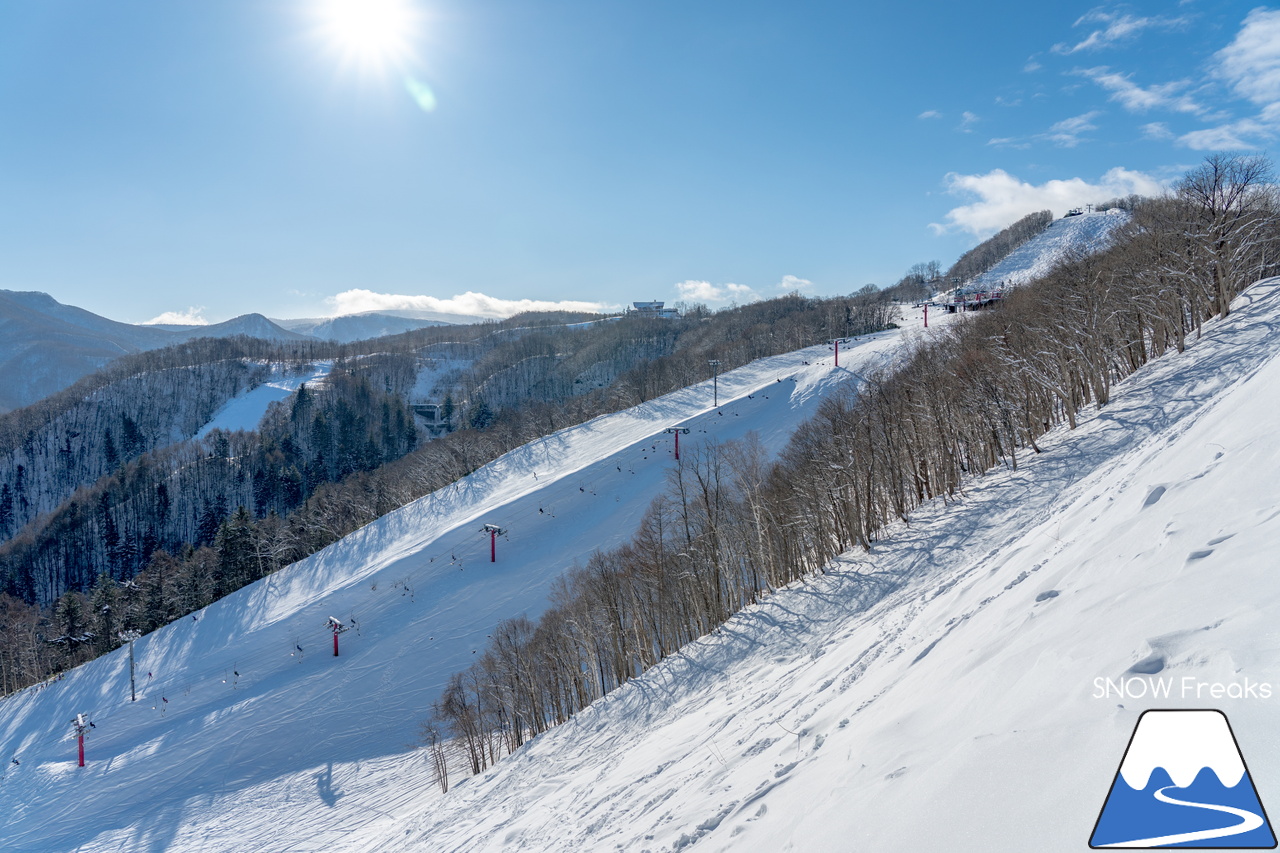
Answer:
0, 0, 1276, 323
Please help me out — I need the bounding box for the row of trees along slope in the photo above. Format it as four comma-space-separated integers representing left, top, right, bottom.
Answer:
422, 154, 1280, 788
0, 289, 897, 696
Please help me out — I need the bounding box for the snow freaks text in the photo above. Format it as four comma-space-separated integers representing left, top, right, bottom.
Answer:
1093, 677, 1273, 701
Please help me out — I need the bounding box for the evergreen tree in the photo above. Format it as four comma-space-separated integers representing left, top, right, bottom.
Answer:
89, 573, 119, 656
121, 415, 145, 458
103, 428, 118, 470
468, 399, 496, 431
0, 483, 12, 537
53, 591, 89, 665
155, 482, 170, 527
214, 507, 255, 598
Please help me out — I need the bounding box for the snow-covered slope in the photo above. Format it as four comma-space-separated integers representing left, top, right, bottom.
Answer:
972, 209, 1128, 288
362, 277, 1280, 852
194, 361, 334, 438
0, 317, 928, 852
9, 273, 1279, 852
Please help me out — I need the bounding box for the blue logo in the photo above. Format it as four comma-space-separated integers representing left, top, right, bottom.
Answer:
1091, 709, 1276, 848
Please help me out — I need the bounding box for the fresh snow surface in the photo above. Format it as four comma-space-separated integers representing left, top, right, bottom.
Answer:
194, 361, 334, 439
0, 314, 939, 853
971, 209, 1128, 289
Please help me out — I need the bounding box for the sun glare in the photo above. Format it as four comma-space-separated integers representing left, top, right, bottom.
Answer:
319, 0, 419, 73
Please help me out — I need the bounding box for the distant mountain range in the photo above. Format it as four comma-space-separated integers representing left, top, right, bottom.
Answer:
0, 290, 486, 413
270, 309, 489, 343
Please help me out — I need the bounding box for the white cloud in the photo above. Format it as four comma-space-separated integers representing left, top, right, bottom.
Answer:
674, 280, 761, 305
142, 307, 209, 326
958, 111, 980, 132
326, 289, 617, 319
1046, 111, 1102, 147
1142, 122, 1174, 140
1214, 8, 1280, 111
918, 110, 942, 120
1159, 9, 1280, 152
1178, 118, 1269, 151
777, 274, 813, 292
988, 111, 1103, 149
931, 167, 1165, 237
1078, 67, 1205, 114
1053, 10, 1188, 55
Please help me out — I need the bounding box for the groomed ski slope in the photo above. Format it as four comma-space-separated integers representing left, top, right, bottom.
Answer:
0, 315, 937, 853
195, 361, 334, 439
355, 277, 1280, 852
972, 209, 1128, 289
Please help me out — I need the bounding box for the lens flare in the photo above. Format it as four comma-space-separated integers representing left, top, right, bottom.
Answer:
405, 76, 437, 112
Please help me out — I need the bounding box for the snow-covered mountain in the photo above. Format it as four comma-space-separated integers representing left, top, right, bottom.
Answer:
152, 314, 313, 343
0, 291, 310, 413
272, 310, 478, 343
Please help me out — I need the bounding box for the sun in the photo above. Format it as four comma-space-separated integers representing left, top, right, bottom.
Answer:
318, 0, 419, 73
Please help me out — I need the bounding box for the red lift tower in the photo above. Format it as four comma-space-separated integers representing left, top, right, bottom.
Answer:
481, 524, 506, 562
664, 427, 690, 460
72, 713, 90, 767
327, 616, 349, 656
827, 338, 848, 368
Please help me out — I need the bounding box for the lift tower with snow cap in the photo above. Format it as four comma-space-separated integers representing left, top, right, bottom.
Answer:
71, 713, 91, 767
327, 616, 349, 657
481, 524, 506, 562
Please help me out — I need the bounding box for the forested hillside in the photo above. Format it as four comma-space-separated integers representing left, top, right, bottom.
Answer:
945, 209, 1053, 283
0, 289, 896, 694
